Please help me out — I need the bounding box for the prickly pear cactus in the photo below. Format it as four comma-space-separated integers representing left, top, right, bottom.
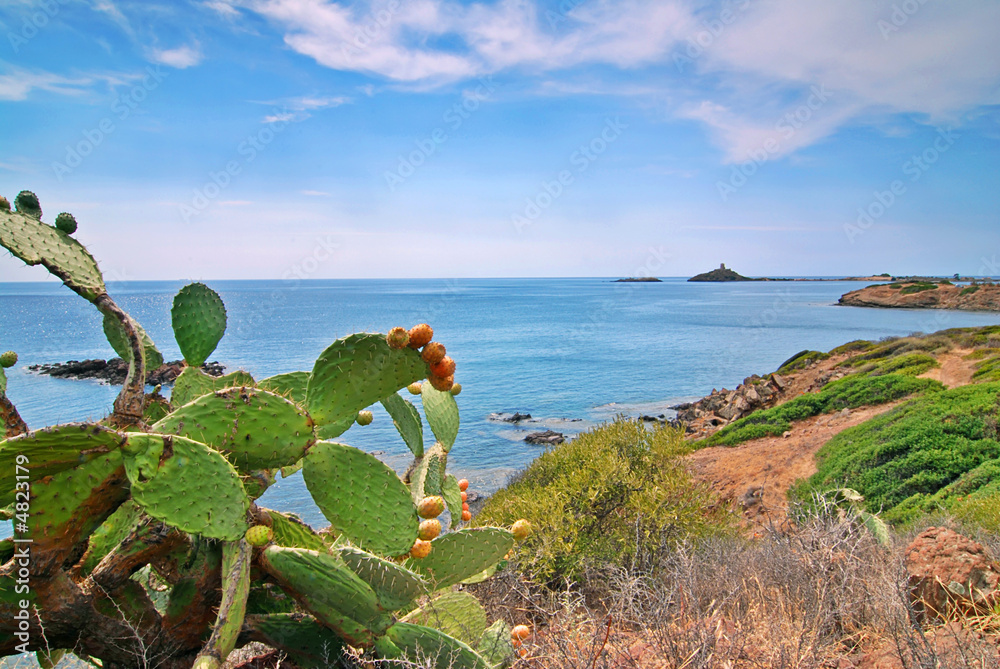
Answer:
0, 187, 517, 669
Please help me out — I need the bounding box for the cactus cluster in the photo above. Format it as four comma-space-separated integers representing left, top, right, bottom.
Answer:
0, 191, 531, 668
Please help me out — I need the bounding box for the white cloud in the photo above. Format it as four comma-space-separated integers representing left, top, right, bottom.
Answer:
0, 66, 122, 101
234, 0, 1000, 160
258, 94, 351, 122
148, 42, 203, 69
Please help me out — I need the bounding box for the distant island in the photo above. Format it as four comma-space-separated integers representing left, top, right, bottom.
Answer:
688, 264, 754, 282
839, 280, 1000, 312
614, 277, 662, 283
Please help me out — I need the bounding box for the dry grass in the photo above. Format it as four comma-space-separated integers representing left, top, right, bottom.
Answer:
470, 506, 1000, 669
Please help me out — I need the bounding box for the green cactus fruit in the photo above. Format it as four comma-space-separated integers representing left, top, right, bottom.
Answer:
0, 196, 9, 212
417, 495, 446, 519
0, 423, 126, 507
0, 351, 16, 368
307, 333, 428, 428
124, 433, 250, 541
102, 308, 164, 370
422, 381, 460, 452
269, 511, 328, 551
22, 450, 127, 560
246, 525, 273, 546
303, 441, 418, 556
170, 367, 255, 407
477, 620, 516, 668
356, 409, 374, 426
0, 197, 106, 302
78, 500, 142, 575
260, 546, 386, 644
14, 190, 41, 219
0, 366, 7, 396
412, 443, 447, 502
152, 386, 314, 473
511, 519, 532, 542
337, 545, 428, 611
407, 382, 422, 395
245, 613, 346, 668
408, 323, 433, 349
386, 622, 492, 669
171, 283, 227, 367
441, 475, 464, 530
54, 212, 77, 234
387, 326, 409, 349
450, 383, 462, 396
258, 370, 310, 405
409, 528, 515, 591
419, 519, 442, 541
382, 392, 424, 457
401, 591, 488, 646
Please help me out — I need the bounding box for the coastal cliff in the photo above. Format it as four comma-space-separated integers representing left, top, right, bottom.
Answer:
839, 281, 1000, 312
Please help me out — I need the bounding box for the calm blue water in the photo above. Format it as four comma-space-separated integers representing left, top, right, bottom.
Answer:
2, 278, 997, 527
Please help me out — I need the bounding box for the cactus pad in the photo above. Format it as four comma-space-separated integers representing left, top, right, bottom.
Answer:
421, 382, 460, 452
382, 392, 424, 457
386, 622, 492, 669
78, 500, 142, 575
303, 441, 418, 556
411, 442, 447, 502
101, 309, 163, 371
258, 371, 310, 405
246, 613, 346, 668
477, 620, 515, 668
171, 283, 227, 367
337, 545, 428, 611
0, 423, 125, 507
124, 434, 249, 541
170, 367, 255, 407
261, 546, 385, 644
401, 591, 488, 646
307, 333, 428, 427
269, 510, 328, 551
0, 207, 106, 302
409, 528, 514, 590
441, 475, 464, 530
152, 387, 314, 473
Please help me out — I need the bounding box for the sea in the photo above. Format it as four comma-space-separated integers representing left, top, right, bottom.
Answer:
2, 277, 998, 528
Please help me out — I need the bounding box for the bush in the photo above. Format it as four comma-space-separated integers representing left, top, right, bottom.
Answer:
841, 352, 939, 378
777, 350, 830, 374
828, 339, 875, 356
799, 382, 1000, 524
475, 419, 731, 583
701, 374, 942, 447
961, 285, 980, 296
899, 282, 938, 295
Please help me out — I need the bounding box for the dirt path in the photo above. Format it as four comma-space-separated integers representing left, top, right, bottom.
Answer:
918, 347, 976, 388
686, 403, 902, 532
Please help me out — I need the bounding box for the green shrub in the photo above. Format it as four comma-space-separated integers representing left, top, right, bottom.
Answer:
828, 340, 875, 356
701, 374, 942, 447
777, 350, 830, 374
476, 419, 730, 583
843, 352, 939, 378
962, 285, 981, 296
899, 282, 938, 295
798, 382, 1000, 524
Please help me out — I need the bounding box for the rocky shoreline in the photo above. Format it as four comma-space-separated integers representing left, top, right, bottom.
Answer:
28, 358, 226, 385
839, 281, 1000, 312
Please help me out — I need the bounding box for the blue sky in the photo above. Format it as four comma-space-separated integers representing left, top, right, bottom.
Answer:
1, 0, 998, 280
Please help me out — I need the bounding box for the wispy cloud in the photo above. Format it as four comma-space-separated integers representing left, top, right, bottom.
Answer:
256, 94, 351, 123
0, 64, 132, 101
148, 42, 203, 69
301, 190, 331, 196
